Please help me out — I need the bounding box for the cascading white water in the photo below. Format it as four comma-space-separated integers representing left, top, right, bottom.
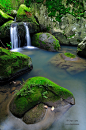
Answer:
10, 22, 38, 52
10, 25, 18, 49
23, 22, 31, 46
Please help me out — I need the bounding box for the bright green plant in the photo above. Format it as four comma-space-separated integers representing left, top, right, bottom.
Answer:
6, 42, 12, 48
42, 91, 48, 98
64, 52, 76, 58
15, 78, 48, 99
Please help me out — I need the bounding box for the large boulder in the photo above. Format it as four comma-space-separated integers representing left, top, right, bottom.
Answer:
9, 76, 75, 123
48, 52, 86, 75
32, 33, 60, 51
52, 32, 70, 45
77, 37, 86, 57
16, 4, 39, 26
0, 9, 14, 26
0, 47, 33, 84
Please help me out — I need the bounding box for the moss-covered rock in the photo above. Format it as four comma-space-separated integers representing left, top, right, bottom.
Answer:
0, 20, 14, 38
9, 76, 74, 119
0, 9, 14, 26
16, 4, 39, 25
0, 47, 33, 84
32, 33, 60, 51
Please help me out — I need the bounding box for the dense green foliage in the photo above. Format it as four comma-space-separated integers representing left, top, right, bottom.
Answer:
0, 0, 85, 22
0, 0, 24, 14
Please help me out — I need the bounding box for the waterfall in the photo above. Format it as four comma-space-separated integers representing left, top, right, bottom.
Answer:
10, 22, 38, 51
10, 25, 18, 49
14, 17, 16, 22
23, 22, 31, 46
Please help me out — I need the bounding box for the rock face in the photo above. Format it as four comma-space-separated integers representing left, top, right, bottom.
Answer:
77, 37, 86, 57
9, 76, 75, 124
29, 2, 86, 46
32, 33, 60, 51
0, 9, 14, 26
16, 4, 39, 26
48, 52, 86, 75
0, 47, 33, 84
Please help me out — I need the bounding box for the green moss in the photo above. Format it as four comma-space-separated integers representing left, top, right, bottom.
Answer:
14, 97, 28, 113
0, 47, 31, 78
41, 41, 46, 44
32, 33, 42, 47
0, 9, 14, 19
16, 4, 39, 25
17, 4, 31, 16
0, 20, 14, 38
64, 52, 76, 58
15, 76, 73, 100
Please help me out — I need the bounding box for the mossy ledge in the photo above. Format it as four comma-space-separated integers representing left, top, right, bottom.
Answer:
9, 76, 74, 118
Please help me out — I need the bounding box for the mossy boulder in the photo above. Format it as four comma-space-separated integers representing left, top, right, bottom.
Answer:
16, 4, 39, 25
0, 9, 14, 26
0, 47, 33, 84
0, 20, 14, 38
9, 76, 74, 120
32, 33, 60, 51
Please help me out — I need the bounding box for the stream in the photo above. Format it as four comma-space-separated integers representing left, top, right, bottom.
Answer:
0, 45, 86, 130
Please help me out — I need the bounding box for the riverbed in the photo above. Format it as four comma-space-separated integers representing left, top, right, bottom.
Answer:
0, 45, 86, 130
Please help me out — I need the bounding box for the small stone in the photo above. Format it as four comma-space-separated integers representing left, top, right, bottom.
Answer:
51, 106, 54, 111
44, 105, 48, 109
12, 81, 16, 84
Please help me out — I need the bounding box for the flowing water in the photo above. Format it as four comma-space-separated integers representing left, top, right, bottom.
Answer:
0, 45, 86, 130
23, 23, 31, 46
10, 22, 37, 50
10, 24, 18, 49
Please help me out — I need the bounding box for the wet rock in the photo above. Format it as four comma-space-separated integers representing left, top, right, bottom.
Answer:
77, 37, 86, 57
23, 103, 46, 124
32, 32, 60, 51
49, 53, 86, 75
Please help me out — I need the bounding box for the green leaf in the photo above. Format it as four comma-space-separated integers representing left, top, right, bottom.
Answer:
43, 95, 48, 98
